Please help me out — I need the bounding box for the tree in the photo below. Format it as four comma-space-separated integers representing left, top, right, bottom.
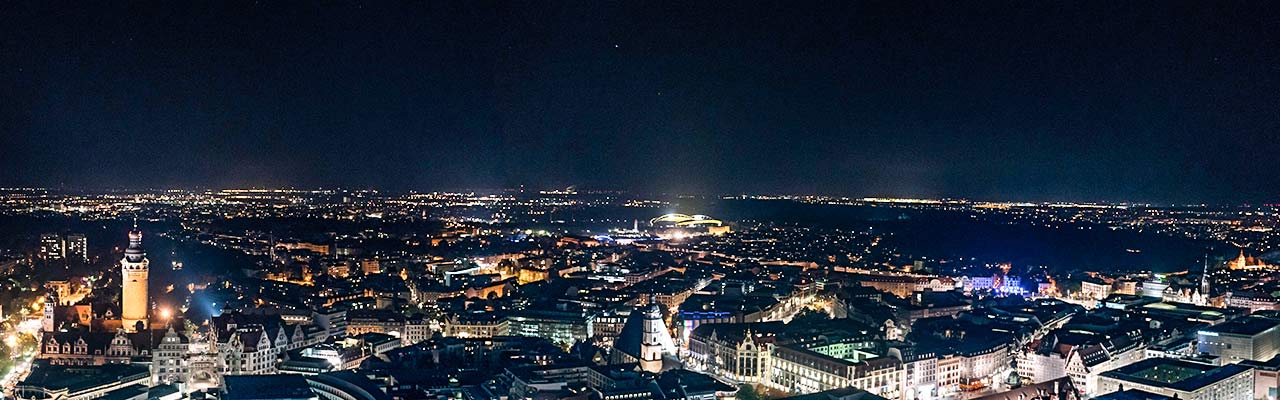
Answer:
737, 384, 769, 400
791, 308, 830, 327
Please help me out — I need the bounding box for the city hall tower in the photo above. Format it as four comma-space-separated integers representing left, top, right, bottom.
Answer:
121, 227, 149, 332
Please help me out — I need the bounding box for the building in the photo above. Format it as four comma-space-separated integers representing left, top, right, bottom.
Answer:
1240, 355, 1280, 400
402, 315, 432, 346
856, 274, 956, 299
1196, 315, 1280, 362
508, 308, 594, 346
17, 361, 151, 400
687, 323, 779, 384
648, 213, 732, 239
39, 330, 141, 366
224, 375, 319, 400
121, 228, 150, 333
1018, 326, 1147, 396
152, 325, 225, 392
1096, 358, 1252, 400
66, 233, 88, 263
225, 372, 392, 400
207, 312, 317, 377
610, 296, 677, 373
964, 274, 1027, 296
360, 259, 380, 275
1226, 292, 1280, 313
345, 309, 405, 337
770, 345, 903, 399
40, 233, 64, 261
1080, 279, 1112, 301
777, 387, 890, 400
307, 371, 393, 400
971, 377, 1079, 400
444, 313, 509, 338
42, 290, 59, 332
1140, 280, 1169, 299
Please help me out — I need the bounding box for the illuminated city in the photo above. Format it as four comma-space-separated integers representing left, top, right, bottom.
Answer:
1, 2, 1279, 400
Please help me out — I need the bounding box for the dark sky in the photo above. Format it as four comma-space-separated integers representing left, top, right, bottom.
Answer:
1, 2, 1278, 203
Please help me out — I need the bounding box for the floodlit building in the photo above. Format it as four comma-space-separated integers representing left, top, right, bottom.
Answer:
610, 296, 677, 373
121, 228, 150, 333
1080, 279, 1112, 300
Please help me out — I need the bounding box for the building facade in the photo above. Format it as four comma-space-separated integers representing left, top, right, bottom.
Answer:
121, 229, 150, 333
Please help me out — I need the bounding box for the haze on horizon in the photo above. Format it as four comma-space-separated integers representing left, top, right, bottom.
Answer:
1, 2, 1278, 204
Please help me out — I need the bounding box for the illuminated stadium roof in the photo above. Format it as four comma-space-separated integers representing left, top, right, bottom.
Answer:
650, 213, 723, 227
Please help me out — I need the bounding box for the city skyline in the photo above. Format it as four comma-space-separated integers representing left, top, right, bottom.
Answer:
2, 2, 1279, 203
3, 2, 1280, 399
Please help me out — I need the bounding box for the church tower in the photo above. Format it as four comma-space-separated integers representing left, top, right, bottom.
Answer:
637, 295, 675, 373
611, 294, 678, 373
121, 227, 149, 332
42, 289, 59, 332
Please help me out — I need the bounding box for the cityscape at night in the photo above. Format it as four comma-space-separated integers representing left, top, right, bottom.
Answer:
1, 2, 1279, 400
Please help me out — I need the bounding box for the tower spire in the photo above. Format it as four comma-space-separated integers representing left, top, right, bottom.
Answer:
1200, 250, 1211, 298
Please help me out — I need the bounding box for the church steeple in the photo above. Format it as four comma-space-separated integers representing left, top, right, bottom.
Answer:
1200, 252, 1211, 296
638, 294, 675, 373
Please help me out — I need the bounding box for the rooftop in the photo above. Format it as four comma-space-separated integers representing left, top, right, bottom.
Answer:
19, 361, 150, 394
224, 375, 318, 400
1100, 358, 1251, 392
1201, 315, 1280, 336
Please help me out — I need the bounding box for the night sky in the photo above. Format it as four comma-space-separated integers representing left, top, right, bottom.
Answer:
1, 2, 1278, 203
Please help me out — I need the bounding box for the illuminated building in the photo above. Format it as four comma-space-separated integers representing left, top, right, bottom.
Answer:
121, 228, 150, 333
326, 261, 350, 278
66, 233, 87, 263
153, 326, 226, 389
857, 274, 958, 299
1016, 316, 1148, 396
40, 233, 63, 261
360, 259, 380, 274
39, 330, 141, 365
16, 361, 151, 400
649, 213, 732, 239
1226, 292, 1280, 312
1140, 279, 1169, 299
42, 290, 58, 332
1197, 315, 1280, 362
1079, 279, 1112, 301
508, 308, 595, 347
770, 345, 903, 398
1096, 358, 1252, 400
610, 296, 677, 373
344, 309, 405, 337
444, 313, 509, 338
963, 274, 1027, 296
1228, 249, 1275, 271
687, 323, 778, 383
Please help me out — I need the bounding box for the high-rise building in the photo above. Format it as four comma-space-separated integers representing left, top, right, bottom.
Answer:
121, 228, 150, 333
65, 234, 87, 263
40, 233, 64, 261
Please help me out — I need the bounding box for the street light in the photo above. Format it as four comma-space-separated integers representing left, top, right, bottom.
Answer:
159, 307, 173, 329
